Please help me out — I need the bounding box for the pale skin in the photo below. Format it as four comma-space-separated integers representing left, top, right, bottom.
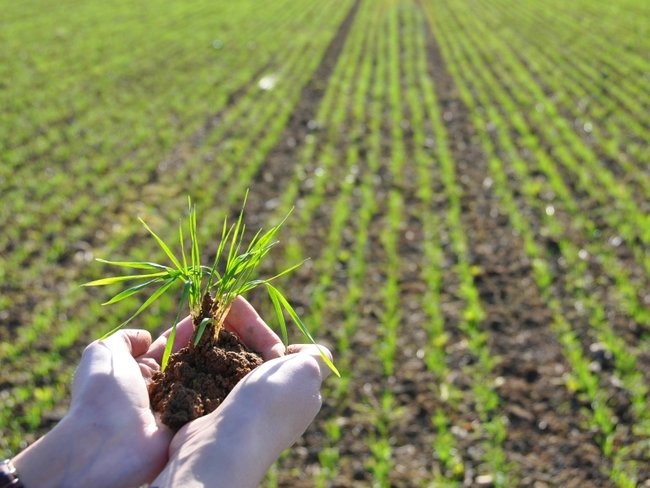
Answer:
12, 296, 333, 488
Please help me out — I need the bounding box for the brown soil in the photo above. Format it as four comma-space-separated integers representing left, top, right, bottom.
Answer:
148, 295, 263, 431
419, 14, 614, 486
2, 0, 648, 485
257, 2, 647, 486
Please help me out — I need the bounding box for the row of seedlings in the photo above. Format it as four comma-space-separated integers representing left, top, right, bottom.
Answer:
485, 0, 649, 196
0, 0, 355, 457
263, 0, 379, 484
420, 2, 513, 485
437, 0, 650, 258
443, 0, 650, 330
425, 0, 646, 483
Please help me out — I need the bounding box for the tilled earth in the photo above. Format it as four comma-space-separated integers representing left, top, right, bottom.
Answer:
2, 0, 649, 486
243, 2, 649, 486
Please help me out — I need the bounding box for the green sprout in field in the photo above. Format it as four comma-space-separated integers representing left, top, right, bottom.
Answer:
84, 195, 338, 376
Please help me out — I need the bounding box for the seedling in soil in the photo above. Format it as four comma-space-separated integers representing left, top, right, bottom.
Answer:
84, 196, 338, 429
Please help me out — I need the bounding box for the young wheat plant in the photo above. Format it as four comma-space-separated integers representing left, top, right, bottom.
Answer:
84, 195, 338, 375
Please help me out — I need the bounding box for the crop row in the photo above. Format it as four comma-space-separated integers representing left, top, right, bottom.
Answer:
537, 0, 650, 83
0, 0, 355, 458
410, 6, 510, 485
274, 2, 396, 482
266, 0, 514, 484
433, 0, 650, 310
425, 0, 648, 483
1, 0, 349, 364
483, 0, 649, 199
0, 0, 317, 324
268, 1, 414, 483
0, 0, 328, 266
1, 1, 300, 152
450, 11, 650, 271
404, 5, 511, 484
484, 0, 650, 198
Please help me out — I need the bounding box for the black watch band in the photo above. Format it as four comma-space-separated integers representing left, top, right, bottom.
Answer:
0, 460, 24, 488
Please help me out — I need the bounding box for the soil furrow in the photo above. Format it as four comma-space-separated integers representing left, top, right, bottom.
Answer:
288, 5, 409, 484
421, 5, 613, 486
0, 0, 340, 342
436, 0, 650, 326
439, 0, 650, 368
224, 0, 363, 320
381, 5, 441, 482
440, 2, 650, 280
0, 0, 361, 458
245, 0, 362, 230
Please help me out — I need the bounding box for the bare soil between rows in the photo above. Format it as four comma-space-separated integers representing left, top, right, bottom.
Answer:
420, 16, 612, 487
3, 0, 648, 485
256, 2, 647, 486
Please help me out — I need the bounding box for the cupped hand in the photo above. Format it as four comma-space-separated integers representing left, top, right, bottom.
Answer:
72, 295, 287, 488
13, 296, 331, 488
151, 343, 333, 488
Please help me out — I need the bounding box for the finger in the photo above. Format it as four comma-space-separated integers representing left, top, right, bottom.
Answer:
286, 343, 334, 380
143, 315, 195, 363
224, 296, 284, 360
100, 329, 153, 357
73, 329, 153, 398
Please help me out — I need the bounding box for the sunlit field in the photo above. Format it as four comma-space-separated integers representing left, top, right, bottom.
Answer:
1, 0, 648, 485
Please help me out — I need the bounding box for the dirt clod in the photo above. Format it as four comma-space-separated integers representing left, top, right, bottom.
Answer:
149, 327, 263, 431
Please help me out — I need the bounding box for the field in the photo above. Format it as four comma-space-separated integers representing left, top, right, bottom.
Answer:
1, 0, 649, 486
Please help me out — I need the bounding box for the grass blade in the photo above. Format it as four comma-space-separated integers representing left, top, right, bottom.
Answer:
139, 217, 183, 271
96, 258, 169, 271
102, 277, 164, 305
265, 283, 340, 377
161, 281, 191, 371
83, 272, 168, 287
264, 259, 307, 284
205, 217, 231, 291
179, 218, 187, 270
227, 190, 248, 266
266, 284, 288, 346
189, 199, 200, 271
193, 317, 213, 346
100, 277, 177, 339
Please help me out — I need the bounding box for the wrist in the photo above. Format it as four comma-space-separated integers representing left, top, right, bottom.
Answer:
12, 415, 84, 488
12, 412, 136, 488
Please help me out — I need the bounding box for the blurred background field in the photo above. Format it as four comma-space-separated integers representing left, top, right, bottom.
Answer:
1, 0, 649, 486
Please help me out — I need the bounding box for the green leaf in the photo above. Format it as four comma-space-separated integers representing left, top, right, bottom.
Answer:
95, 258, 169, 271
139, 217, 183, 271
161, 325, 176, 373
227, 190, 248, 266
193, 317, 213, 346
83, 271, 168, 287
204, 217, 230, 292
266, 284, 288, 346
162, 281, 191, 371
265, 283, 340, 377
100, 277, 178, 339
102, 277, 164, 305
179, 218, 187, 270
264, 259, 307, 284
189, 198, 200, 271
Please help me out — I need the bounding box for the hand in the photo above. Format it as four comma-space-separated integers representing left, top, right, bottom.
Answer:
13, 296, 330, 488
151, 344, 333, 487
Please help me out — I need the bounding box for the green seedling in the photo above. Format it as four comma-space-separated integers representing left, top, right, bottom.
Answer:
84, 195, 338, 376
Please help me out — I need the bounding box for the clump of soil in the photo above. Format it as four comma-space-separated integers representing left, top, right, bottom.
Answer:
148, 294, 263, 431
